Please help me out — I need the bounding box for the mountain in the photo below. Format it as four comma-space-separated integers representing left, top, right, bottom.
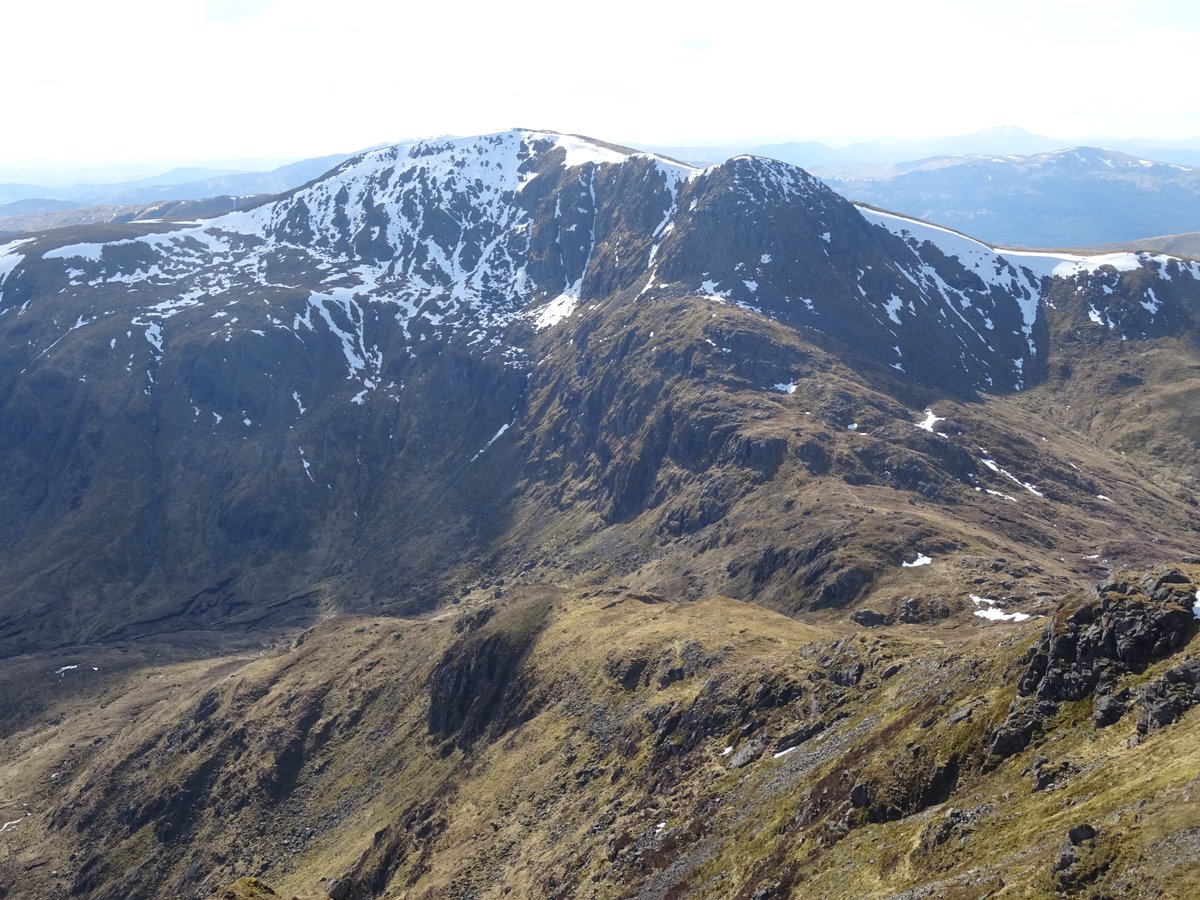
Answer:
0, 194, 273, 240
650, 128, 1200, 172
0, 197, 83, 218
0, 152, 356, 217
820, 147, 1200, 247
1, 130, 1199, 899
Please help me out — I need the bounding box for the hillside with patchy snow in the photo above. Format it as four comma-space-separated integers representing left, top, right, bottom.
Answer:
4, 132, 1200, 900
1, 130, 1199, 652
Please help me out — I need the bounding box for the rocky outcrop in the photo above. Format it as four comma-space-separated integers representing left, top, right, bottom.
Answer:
1136, 658, 1200, 738
988, 569, 1197, 763
427, 595, 555, 746
1017, 569, 1196, 707
428, 632, 529, 745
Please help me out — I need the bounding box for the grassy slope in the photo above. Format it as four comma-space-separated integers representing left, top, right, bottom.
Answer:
0, 571, 1196, 899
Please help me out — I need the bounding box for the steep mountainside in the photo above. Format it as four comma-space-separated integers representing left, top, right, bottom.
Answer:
1, 130, 1199, 899
822, 147, 1200, 247
6, 130, 1175, 654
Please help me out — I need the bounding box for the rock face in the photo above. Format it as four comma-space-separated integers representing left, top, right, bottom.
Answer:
1137, 659, 1200, 736
988, 569, 1198, 761
1017, 569, 1197, 706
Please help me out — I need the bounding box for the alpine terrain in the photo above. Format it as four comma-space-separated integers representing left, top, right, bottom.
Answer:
0, 130, 1197, 899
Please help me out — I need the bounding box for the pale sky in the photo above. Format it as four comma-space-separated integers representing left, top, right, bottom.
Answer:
5, 0, 1200, 180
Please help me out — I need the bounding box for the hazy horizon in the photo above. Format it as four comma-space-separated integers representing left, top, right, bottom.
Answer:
7, 0, 1200, 182
7, 123, 1200, 188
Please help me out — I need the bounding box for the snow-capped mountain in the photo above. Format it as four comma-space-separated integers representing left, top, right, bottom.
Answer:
7, 130, 1200, 900
1, 129, 1199, 653
8, 130, 1190, 404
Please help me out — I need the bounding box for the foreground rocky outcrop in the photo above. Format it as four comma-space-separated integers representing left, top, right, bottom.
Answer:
989, 568, 1198, 764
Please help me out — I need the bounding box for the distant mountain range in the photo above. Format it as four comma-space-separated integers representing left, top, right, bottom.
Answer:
648, 125, 1200, 170
10, 127, 1200, 252
1089, 229, 1200, 258
640, 128, 1200, 249
818, 147, 1200, 248
0, 152, 355, 214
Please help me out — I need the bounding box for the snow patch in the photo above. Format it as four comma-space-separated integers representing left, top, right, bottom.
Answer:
772, 381, 797, 394
980, 457, 1044, 497
532, 292, 577, 330
0, 815, 27, 834
914, 409, 944, 432
1141, 286, 1161, 314
971, 595, 1030, 622
471, 421, 512, 462
883, 293, 903, 325
553, 135, 634, 168
43, 242, 107, 262
902, 554, 932, 568
0, 238, 35, 290
144, 323, 163, 354
1051, 253, 1143, 278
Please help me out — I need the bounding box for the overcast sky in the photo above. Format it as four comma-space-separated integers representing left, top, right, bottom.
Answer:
5, 0, 1200, 180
